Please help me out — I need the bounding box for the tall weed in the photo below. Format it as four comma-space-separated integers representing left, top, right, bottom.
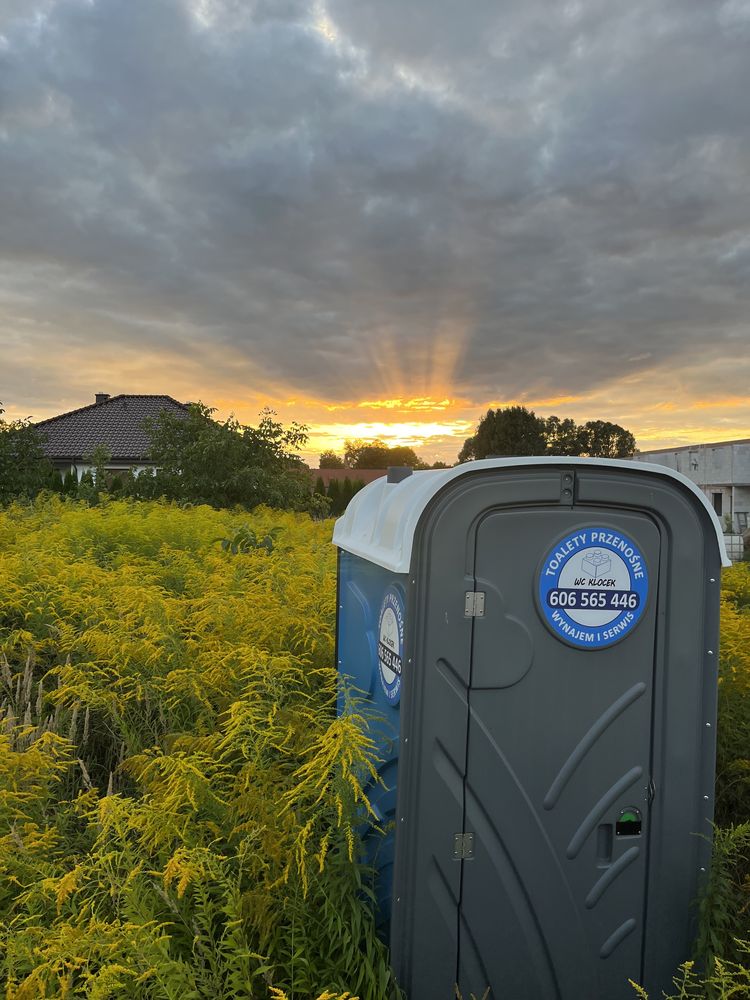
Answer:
694, 824, 750, 971
0, 497, 398, 998
715, 565, 750, 827
633, 563, 750, 996
699, 565, 750, 973
630, 941, 750, 999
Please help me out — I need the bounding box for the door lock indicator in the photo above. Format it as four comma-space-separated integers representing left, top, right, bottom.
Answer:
616, 807, 642, 837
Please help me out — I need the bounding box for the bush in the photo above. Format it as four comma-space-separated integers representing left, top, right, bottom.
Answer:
326, 479, 342, 516
143, 403, 317, 513
326, 478, 365, 517
0, 404, 51, 503
48, 470, 65, 494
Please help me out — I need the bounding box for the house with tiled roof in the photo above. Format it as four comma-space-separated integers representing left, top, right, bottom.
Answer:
36, 393, 188, 480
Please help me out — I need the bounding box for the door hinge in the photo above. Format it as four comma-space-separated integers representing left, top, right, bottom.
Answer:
452, 832, 475, 860
559, 470, 575, 504
464, 592, 485, 618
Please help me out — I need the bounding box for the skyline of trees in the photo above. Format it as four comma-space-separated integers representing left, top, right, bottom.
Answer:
458, 406, 637, 463
320, 408, 637, 469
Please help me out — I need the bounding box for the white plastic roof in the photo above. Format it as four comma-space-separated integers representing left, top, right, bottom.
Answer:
332, 457, 731, 572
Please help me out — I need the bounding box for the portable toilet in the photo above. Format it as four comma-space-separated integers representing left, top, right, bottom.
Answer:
333, 458, 729, 1000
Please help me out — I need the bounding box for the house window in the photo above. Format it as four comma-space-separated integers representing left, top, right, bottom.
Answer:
712, 492, 723, 516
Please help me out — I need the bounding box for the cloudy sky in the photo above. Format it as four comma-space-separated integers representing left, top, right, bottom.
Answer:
1, 0, 749, 462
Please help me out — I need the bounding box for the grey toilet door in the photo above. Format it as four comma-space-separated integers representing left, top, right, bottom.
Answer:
457, 507, 660, 1000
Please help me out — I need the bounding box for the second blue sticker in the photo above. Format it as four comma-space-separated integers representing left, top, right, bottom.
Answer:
377, 587, 405, 703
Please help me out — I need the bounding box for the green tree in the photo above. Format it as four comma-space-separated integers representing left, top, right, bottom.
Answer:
310, 475, 332, 519
82, 443, 112, 491
319, 450, 344, 468
0, 403, 52, 503
387, 445, 422, 467
144, 403, 315, 511
576, 420, 636, 458
458, 406, 547, 461
119, 467, 157, 500
48, 470, 64, 494
543, 416, 581, 456
341, 476, 355, 510
344, 438, 421, 469
327, 477, 343, 515
76, 470, 98, 505
459, 408, 636, 462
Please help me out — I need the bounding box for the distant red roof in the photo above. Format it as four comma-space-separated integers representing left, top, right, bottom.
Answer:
36, 394, 188, 461
311, 468, 387, 487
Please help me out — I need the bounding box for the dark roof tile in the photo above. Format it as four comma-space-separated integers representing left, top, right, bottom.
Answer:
36, 394, 188, 461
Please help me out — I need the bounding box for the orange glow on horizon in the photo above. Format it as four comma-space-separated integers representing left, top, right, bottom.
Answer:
690, 396, 750, 410
5, 376, 749, 467
305, 419, 474, 456
323, 396, 459, 413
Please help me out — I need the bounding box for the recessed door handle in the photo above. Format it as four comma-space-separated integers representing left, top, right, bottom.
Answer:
597, 824, 613, 867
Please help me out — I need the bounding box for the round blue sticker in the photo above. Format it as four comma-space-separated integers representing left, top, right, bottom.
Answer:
377, 587, 405, 703
538, 528, 649, 649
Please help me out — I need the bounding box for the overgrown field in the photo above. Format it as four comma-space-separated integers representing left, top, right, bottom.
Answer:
0, 498, 748, 1000
0, 498, 397, 999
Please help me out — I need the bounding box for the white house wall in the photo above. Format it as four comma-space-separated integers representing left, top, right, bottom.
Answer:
51, 462, 156, 482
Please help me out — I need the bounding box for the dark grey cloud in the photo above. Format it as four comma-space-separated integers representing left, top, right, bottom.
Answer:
1, 0, 750, 414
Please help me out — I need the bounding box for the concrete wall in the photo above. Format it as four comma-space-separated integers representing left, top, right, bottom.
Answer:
632, 440, 750, 487
632, 441, 750, 535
